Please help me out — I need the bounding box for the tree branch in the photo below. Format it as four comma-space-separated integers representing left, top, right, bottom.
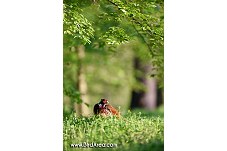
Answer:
132, 24, 155, 56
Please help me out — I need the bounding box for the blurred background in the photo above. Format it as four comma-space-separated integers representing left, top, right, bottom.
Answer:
63, 0, 164, 117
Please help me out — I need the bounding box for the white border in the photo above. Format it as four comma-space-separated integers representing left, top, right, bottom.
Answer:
165, 0, 227, 150
0, 0, 63, 151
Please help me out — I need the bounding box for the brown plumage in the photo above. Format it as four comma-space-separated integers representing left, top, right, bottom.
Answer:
93, 99, 120, 117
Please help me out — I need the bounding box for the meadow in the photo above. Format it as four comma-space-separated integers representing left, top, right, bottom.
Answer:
63, 108, 164, 151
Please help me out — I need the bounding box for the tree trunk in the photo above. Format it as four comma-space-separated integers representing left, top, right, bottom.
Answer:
130, 56, 161, 110
74, 45, 90, 116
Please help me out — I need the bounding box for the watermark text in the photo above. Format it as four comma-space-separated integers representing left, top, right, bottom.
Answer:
70, 142, 117, 148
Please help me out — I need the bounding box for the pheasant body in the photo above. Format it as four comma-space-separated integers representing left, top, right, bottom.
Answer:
93, 99, 120, 117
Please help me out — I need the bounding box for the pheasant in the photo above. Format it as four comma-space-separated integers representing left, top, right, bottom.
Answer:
93, 99, 120, 117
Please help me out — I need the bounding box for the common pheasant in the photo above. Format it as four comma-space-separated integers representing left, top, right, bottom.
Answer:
93, 99, 120, 117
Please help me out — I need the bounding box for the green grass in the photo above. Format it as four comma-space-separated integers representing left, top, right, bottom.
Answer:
63, 110, 164, 151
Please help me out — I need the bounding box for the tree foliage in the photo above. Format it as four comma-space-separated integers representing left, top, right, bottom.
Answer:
63, 2, 95, 46
64, 0, 164, 86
